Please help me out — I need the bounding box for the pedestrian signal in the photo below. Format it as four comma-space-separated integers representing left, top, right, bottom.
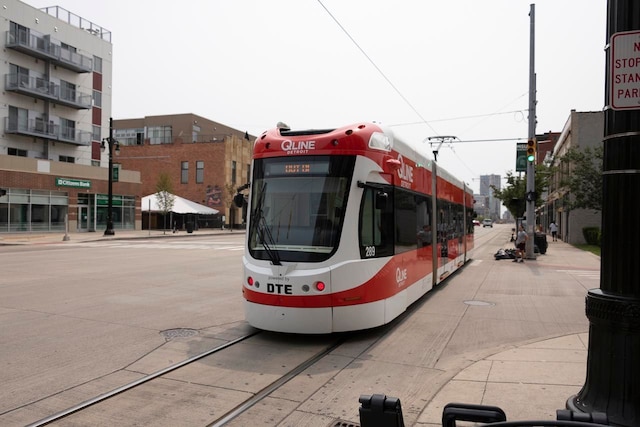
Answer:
526, 139, 536, 162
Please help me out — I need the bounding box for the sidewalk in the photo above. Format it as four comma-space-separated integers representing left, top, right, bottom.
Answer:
417, 234, 600, 426
0, 228, 242, 245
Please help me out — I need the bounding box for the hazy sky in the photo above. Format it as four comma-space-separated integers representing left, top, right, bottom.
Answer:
25, 0, 607, 193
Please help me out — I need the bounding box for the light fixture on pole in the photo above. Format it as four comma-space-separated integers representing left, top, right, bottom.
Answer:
101, 117, 119, 236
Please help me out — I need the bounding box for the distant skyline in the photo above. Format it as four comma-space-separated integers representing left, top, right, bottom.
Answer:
24, 0, 607, 193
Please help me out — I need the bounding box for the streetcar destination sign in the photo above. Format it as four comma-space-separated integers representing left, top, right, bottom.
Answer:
610, 30, 640, 110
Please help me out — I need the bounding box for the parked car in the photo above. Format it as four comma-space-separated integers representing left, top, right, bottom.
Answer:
473, 220, 481, 226
482, 219, 493, 228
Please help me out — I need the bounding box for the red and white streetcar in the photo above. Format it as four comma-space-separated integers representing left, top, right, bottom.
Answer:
239, 122, 474, 333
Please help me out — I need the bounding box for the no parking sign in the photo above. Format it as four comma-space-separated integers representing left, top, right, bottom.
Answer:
610, 30, 640, 110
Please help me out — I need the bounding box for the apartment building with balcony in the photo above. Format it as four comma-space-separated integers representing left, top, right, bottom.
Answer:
0, 0, 141, 233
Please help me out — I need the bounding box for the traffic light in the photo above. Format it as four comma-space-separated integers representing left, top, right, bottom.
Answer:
526, 139, 536, 162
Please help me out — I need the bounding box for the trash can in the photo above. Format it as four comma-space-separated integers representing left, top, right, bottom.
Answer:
186, 222, 194, 233
534, 232, 547, 254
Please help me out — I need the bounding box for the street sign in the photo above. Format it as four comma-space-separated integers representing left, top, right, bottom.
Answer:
516, 143, 527, 172
610, 30, 640, 110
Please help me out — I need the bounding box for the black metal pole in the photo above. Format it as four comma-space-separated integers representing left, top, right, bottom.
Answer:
567, 2, 640, 425
104, 117, 115, 236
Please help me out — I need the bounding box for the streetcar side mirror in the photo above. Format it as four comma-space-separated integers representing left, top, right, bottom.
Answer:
233, 193, 245, 208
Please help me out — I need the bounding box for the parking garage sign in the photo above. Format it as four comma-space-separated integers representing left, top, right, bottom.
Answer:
610, 30, 640, 110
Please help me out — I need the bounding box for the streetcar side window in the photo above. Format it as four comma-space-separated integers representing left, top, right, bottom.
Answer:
395, 189, 432, 253
359, 187, 394, 258
394, 189, 417, 254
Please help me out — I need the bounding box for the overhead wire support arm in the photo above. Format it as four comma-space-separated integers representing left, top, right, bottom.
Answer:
425, 136, 459, 162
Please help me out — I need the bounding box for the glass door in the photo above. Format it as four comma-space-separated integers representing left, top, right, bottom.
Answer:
78, 206, 88, 231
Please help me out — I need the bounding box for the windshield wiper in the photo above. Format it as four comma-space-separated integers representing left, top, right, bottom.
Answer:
251, 183, 281, 266
258, 216, 281, 265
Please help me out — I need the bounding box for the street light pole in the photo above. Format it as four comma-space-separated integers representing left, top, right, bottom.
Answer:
104, 117, 115, 236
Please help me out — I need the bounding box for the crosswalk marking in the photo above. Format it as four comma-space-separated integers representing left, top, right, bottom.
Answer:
59, 241, 245, 251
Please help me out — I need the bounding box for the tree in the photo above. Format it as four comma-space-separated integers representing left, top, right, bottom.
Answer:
557, 145, 602, 212
155, 173, 175, 234
491, 164, 552, 220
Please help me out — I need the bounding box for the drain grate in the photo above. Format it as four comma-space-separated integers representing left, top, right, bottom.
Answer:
160, 328, 199, 340
329, 420, 359, 427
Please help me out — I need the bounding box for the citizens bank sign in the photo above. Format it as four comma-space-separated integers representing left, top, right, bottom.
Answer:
56, 177, 91, 189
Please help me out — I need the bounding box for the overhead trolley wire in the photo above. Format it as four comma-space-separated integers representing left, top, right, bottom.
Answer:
317, 0, 439, 135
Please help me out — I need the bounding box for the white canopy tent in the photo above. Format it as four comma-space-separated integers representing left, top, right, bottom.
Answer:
141, 193, 219, 215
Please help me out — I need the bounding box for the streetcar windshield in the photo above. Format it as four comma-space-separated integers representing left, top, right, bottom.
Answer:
248, 156, 354, 263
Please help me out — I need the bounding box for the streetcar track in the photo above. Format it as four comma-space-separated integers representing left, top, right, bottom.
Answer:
26, 331, 261, 427
208, 336, 349, 427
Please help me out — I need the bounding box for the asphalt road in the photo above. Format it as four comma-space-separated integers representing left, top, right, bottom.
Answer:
0, 226, 597, 426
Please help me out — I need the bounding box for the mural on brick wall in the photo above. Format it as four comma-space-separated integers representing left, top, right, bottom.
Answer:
205, 185, 223, 208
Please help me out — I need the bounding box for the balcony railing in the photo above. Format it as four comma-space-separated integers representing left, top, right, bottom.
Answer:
6, 30, 92, 73
4, 116, 91, 146
5, 74, 92, 109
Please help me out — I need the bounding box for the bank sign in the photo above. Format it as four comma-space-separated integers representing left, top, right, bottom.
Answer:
610, 30, 640, 110
56, 177, 91, 189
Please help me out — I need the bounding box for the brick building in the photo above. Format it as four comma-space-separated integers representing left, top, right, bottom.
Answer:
0, 1, 141, 233
113, 113, 254, 229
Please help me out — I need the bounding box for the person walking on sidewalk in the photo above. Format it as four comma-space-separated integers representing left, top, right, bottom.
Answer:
549, 221, 558, 242
514, 225, 527, 263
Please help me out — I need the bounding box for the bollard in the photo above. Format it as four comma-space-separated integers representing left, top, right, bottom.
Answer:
358, 394, 404, 427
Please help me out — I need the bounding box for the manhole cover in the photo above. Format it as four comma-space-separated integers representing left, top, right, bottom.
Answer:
160, 328, 199, 340
464, 300, 494, 306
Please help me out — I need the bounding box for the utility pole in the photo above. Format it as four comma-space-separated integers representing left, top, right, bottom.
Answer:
567, 1, 640, 425
525, 3, 536, 260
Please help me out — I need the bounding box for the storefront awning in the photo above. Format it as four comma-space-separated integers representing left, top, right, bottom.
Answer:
141, 193, 219, 215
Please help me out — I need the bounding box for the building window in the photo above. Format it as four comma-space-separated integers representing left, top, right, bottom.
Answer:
92, 125, 101, 142
59, 80, 76, 103
196, 161, 204, 184
8, 106, 28, 132
8, 147, 27, 157
114, 128, 144, 146
93, 56, 102, 74
9, 22, 29, 45
9, 63, 29, 87
181, 161, 189, 184
232, 161, 237, 184
246, 164, 250, 184
60, 118, 76, 141
93, 90, 102, 108
148, 126, 172, 144
59, 155, 75, 163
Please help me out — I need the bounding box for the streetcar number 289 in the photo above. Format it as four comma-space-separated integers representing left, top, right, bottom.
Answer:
365, 246, 376, 257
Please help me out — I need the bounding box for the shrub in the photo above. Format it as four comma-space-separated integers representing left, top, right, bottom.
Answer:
582, 226, 601, 246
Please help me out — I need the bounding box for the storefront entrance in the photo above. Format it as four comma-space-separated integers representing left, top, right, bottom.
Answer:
78, 206, 89, 232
